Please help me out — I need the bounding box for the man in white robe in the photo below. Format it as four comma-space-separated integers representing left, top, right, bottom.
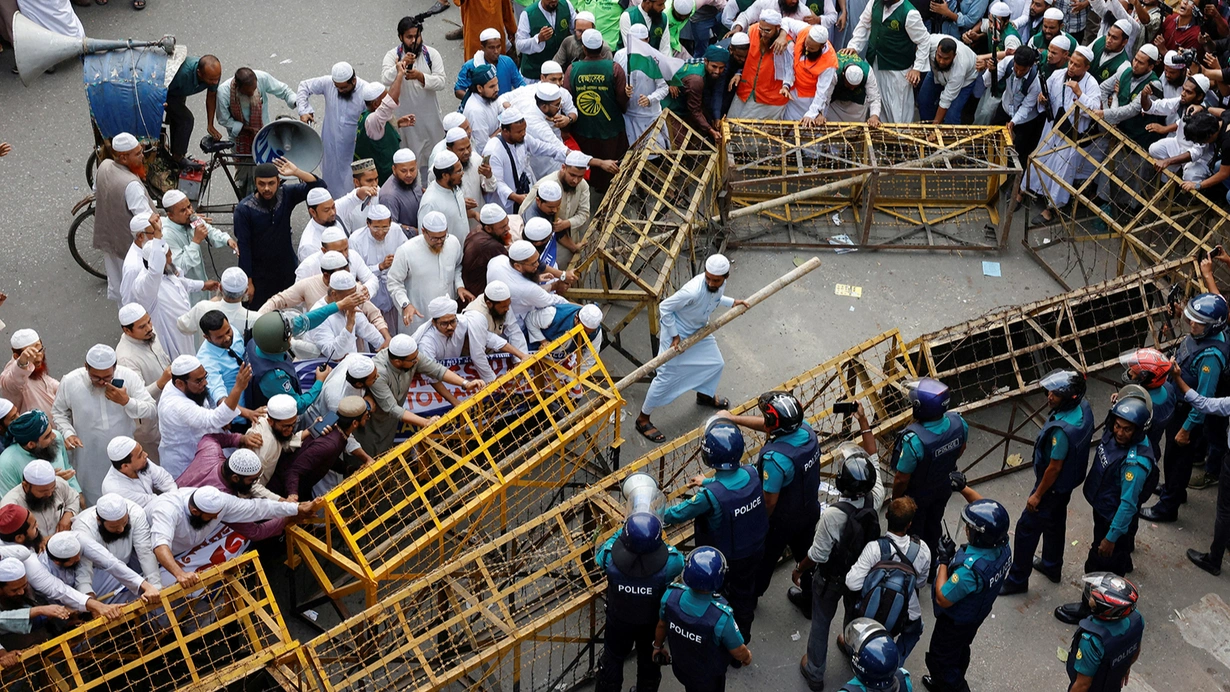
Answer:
349, 204, 409, 329
419, 150, 475, 244
729, 0, 829, 36
486, 240, 571, 328
176, 267, 261, 340
298, 188, 343, 263
1026, 43, 1102, 221
335, 161, 382, 233
461, 281, 531, 382
387, 211, 469, 336
129, 238, 216, 361
114, 303, 171, 464
306, 271, 387, 359
100, 437, 177, 509
156, 355, 250, 479
845, 0, 930, 123
616, 25, 671, 144
1143, 75, 1219, 182
295, 229, 382, 299
72, 493, 161, 600
382, 17, 448, 179
634, 254, 749, 443
38, 531, 159, 604
826, 60, 884, 124
413, 296, 523, 364
463, 64, 507, 143
296, 62, 371, 196
508, 81, 576, 178
483, 108, 571, 213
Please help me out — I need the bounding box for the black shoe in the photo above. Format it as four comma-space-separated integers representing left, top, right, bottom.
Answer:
1053, 602, 1084, 625
1139, 505, 1178, 523
1187, 549, 1223, 576
921, 675, 940, 691
999, 579, 1028, 595
787, 585, 812, 619
1032, 557, 1061, 584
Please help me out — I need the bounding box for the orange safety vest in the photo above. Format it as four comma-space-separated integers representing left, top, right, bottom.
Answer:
792, 40, 838, 99
736, 29, 789, 107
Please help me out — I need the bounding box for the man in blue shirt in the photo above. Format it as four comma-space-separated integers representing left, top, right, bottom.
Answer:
196, 311, 261, 432
1064, 573, 1144, 692
453, 29, 528, 100
165, 55, 223, 169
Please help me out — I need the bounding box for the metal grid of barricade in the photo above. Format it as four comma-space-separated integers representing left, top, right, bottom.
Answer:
0, 553, 298, 692
718, 120, 1020, 251
1023, 103, 1230, 289
285, 326, 623, 609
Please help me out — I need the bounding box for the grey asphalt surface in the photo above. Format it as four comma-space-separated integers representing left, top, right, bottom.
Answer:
2, 2, 1229, 690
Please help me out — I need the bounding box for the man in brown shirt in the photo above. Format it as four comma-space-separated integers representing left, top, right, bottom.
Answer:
257, 254, 391, 338
462, 203, 512, 299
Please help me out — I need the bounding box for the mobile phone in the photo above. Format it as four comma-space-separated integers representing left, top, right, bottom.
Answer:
482, 154, 491, 167
1212, 246, 1225, 259
110, 378, 124, 388
832, 401, 858, 414
310, 411, 339, 437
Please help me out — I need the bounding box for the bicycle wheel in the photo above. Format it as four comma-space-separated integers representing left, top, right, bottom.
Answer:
68, 208, 107, 280
85, 151, 98, 189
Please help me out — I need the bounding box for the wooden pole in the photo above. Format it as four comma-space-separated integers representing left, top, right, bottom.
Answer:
614, 257, 823, 392
712, 148, 968, 223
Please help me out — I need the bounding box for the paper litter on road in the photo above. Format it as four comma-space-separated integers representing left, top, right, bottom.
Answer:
280, 59, 293, 64
835, 284, 863, 298
982, 261, 1001, 277
829, 234, 857, 253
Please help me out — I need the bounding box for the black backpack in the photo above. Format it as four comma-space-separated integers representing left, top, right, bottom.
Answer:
822, 501, 881, 578
855, 537, 921, 636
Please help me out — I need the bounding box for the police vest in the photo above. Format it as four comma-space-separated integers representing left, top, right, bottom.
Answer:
758, 422, 821, 523
934, 544, 1010, 625
1145, 382, 1176, 452
833, 54, 870, 105
695, 466, 770, 562
1116, 69, 1164, 144
1066, 612, 1144, 692
866, 0, 918, 71
663, 585, 731, 684
355, 111, 400, 185
522, 1, 572, 79
605, 540, 677, 625
1083, 428, 1156, 521
1032, 399, 1095, 495
570, 59, 625, 140
244, 338, 300, 409
840, 670, 910, 691
1175, 331, 1230, 392
892, 412, 967, 505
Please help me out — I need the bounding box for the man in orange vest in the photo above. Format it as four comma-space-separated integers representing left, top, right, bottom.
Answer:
730, 8, 794, 119
783, 24, 839, 122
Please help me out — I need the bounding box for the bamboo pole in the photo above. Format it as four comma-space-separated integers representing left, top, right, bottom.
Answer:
712, 148, 968, 223
614, 257, 823, 391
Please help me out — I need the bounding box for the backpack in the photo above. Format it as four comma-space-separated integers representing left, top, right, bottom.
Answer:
822, 501, 881, 578
855, 537, 921, 636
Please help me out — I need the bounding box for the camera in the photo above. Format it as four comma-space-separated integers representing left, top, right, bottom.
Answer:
1173, 48, 1198, 67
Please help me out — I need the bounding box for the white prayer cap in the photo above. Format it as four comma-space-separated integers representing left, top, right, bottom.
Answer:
1048, 34, 1071, 52
673, 0, 696, 13
480, 203, 508, 224
705, 253, 731, 276
106, 435, 137, 462
1164, 50, 1181, 67
142, 238, 168, 264
307, 187, 333, 206
1191, 74, 1211, 92
423, 211, 449, 232
393, 148, 416, 164
575, 11, 596, 23
95, 494, 129, 521
434, 149, 460, 169
1073, 45, 1094, 62
22, 459, 55, 486
525, 217, 554, 241
480, 27, 502, 42
162, 189, 188, 208
130, 212, 153, 236
361, 81, 386, 102
221, 267, 248, 294
443, 112, 466, 130
1112, 18, 1133, 35
509, 239, 537, 261
329, 270, 357, 291
808, 24, 829, 44
267, 394, 298, 421
0, 557, 25, 582
844, 64, 865, 86
227, 449, 263, 476
118, 303, 147, 326
389, 334, 418, 357
536, 82, 562, 100
1139, 44, 1159, 62
367, 204, 392, 221
1042, 7, 1064, 20
579, 304, 603, 330
582, 28, 604, 49
47, 531, 81, 559
428, 296, 458, 319
446, 127, 469, 144
347, 356, 375, 378
989, 1, 1011, 16
760, 8, 782, 24
86, 344, 117, 369
566, 151, 592, 168
499, 107, 526, 125
320, 251, 348, 271
192, 486, 224, 514
321, 227, 347, 244
538, 180, 563, 202
730, 32, 751, 46
0, 399, 13, 419
485, 280, 511, 301
541, 60, 564, 75
10, 329, 38, 350
331, 61, 355, 82
171, 354, 202, 377
112, 132, 139, 152
630, 23, 650, 40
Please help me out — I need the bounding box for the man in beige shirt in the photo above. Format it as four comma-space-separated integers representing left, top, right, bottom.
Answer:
520, 151, 592, 270
114, 304, 172, 464
248, 395, 314, 486
0, 329, 60, 418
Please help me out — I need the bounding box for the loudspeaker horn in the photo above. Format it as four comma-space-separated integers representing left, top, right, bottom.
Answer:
621, 473, 664, 518
253, 117, 323, 174
13, 11, 176, 87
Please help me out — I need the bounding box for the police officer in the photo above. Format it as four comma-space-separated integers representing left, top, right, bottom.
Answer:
595, 512, 685, 692
891, 378, 968, 569
1000, 370, 1094, 595
1065, 573, 1144, 692
1141, 293, 1230, 523
922, 484, 1011, 692
841, 618, 914, 692
1119, 348, 1176, 454
662, 418, 768, 639
654, 547, 753, 692
716, 391, 821, 608
1168, 356, 1230, 577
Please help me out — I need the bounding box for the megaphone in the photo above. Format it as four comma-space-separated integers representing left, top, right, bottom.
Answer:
621, 473, 665, 519
13, 11, 175, 87
253, 118, 323, 173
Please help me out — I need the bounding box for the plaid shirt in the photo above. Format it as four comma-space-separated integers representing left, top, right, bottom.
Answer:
1057, 0, 1088, 36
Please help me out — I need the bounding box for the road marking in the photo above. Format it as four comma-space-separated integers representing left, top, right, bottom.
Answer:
1176, 593, 1230, 671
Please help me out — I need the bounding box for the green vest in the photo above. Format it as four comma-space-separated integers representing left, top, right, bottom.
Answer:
1116, 69, 1164, 145
664, 60, 706, 114
992, 22, 1020, 54
1029, 30, 1077, 52
570, 58, 625, 140
1090, 36, 1129, 85
574, 0, 624, 48
354, 111, 400, 185
987, 23, 1021, 97
866, 1, 918, 72
522, 1, 573, 79
626, 6, 667, 50
833, 53, 870, 105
